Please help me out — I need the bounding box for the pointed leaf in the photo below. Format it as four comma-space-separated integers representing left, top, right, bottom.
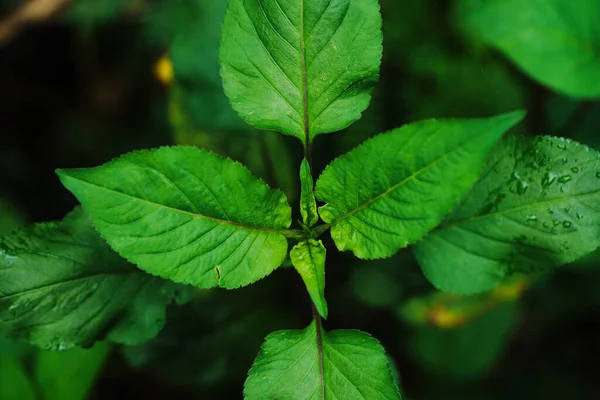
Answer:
290, 239, 327, 319
315, 111, 525, 259
457, 0, 600, 98
244, 321, 401, 399
0, 208, 190, 349
415, 135, 600, 294
220, 0, 383, 143
300, 158, 319, 227
57, 146, 292, 289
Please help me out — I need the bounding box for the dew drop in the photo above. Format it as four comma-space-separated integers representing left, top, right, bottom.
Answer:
526, 215, 538, 223
541, 172, 556, 188
596, 171, 600, 179
576, 212, 584, 220
571, 167, 579, 173
562, 157, 568, 164
553, 220, 561, 227
516, 180, 528, 195
558, 175, 572, 184
543, 222, 550, 228
563, 221, 572, 228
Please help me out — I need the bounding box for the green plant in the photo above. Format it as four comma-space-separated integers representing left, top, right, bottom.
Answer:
2, 0, 600, 398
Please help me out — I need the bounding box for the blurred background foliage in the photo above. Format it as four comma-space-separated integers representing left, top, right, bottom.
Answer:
1, 0, 599, 399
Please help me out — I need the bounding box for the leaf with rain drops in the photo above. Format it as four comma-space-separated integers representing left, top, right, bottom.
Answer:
0, 208, 191, 349
415, 135, 600, 294
244, 321, 401, 399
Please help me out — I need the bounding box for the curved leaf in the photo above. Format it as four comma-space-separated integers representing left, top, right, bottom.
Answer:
290, 239, 327, 318
315, 111, 525, 259
300, 158, 319, 227
0, 208, 189, 350
244, 321, 401, 399
457, 0, 600, 98
220, 0, 383, 143
415, 135, 600, 294
57, 146, 292, 289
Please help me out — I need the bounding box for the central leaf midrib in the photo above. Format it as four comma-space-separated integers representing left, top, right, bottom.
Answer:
299, 0, 310, 146
437, 189, 600, 232
330, 132, 487, 224
0, 269, 141, 300
65, 176, 287, 235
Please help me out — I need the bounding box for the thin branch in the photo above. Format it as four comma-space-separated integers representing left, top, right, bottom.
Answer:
0, 0, 73, 43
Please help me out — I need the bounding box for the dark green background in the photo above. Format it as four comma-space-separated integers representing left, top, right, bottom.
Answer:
1, 0, 599, 399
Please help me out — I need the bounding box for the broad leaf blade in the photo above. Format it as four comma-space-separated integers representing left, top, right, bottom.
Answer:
415, 135, 600, 294
57, 146, 292, 289
0, 208, 189, 349
220, 0, 383, 143
315, 111, 525, 259
457, 0, 600, 98
300, 158, 319, 227
290, 239, 327, 319
244, 321, 401, 399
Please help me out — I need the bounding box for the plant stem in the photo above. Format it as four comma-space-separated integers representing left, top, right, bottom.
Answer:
312, 302, 326, 399
313, 223, 331, 237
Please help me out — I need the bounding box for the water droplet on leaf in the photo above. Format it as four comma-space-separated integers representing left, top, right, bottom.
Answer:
558, 175, 572, 184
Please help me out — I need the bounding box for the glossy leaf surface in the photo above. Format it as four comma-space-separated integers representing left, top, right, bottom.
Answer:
57, 146, 292, 289
220, 0, 383, 143
244, 321, 401, 399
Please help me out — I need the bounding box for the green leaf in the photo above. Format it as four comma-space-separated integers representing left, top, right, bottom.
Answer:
0, 208, 190, 349
415, 135, 600, 294
315, 111, 525, 259
290, 239, 327, 319
57, 146, 292, 289
220, 0, 383, 143
0, 356, 36, 400
244, 321, 401, 399
35, 342, 111, 400
300, 158, 319, 227
457, 0, 600, 98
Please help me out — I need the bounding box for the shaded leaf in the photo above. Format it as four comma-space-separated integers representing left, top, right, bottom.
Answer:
315, 111, 525, 259
415, 135, 600, 294
0, 208, 189, 349
57, 146, 292, 289
220, 0, 383, 143
409, 302, 518, 381
457, 0, 600, 98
